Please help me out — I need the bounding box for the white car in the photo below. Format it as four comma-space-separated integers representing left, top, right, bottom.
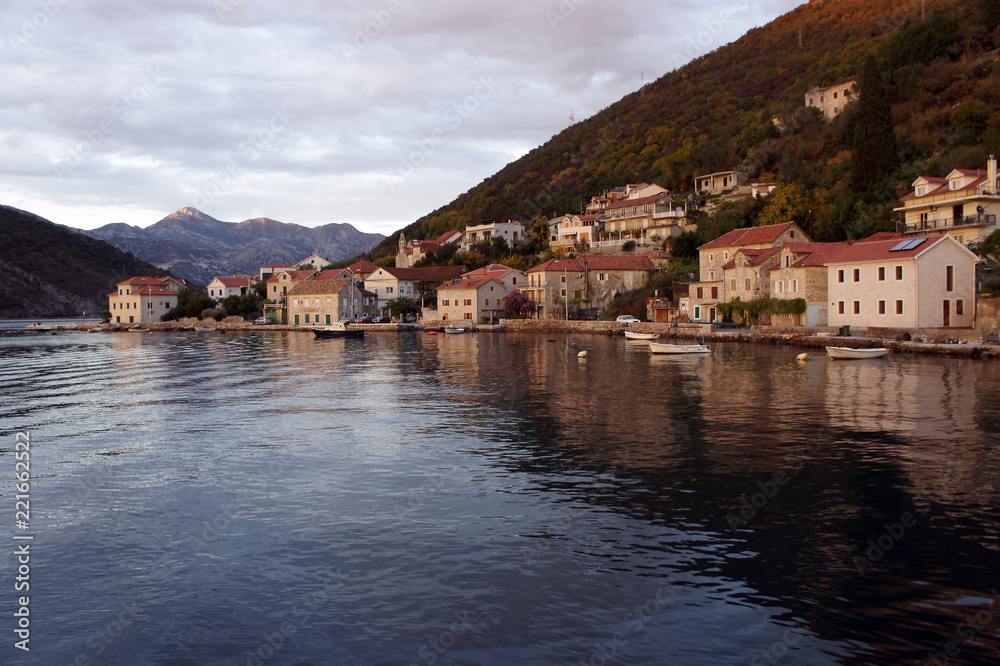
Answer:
616, 315, 640, 326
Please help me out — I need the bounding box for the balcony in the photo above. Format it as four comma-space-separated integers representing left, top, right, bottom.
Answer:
901, 214, 996, 234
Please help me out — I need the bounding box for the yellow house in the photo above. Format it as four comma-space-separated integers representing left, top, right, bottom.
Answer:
894, 157, 1000, 248
804, 76, 858, 121
108, 276, 179, 324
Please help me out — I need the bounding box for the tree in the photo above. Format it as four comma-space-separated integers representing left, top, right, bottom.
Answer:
979, 229, 1000, 264
502, 291, 536, 319
756, 183, 808, 227
384, 296, 416, 319
851, 55, 899, 194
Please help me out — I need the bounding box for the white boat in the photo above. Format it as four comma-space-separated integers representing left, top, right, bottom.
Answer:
624, 331, 660, 340
88, 327, 103, 333
648, 341, 710, 354
445, 328, 466, 334
825, 346, 889, 360
194, 327, 216, 332
128, 327, 151, 333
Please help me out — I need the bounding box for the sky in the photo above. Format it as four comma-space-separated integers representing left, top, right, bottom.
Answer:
1, 0, 806, 235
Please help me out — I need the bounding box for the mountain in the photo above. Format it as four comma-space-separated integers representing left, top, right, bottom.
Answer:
85, 207, 385, 285
371, 0, 997, 255
0, 205, 171, 318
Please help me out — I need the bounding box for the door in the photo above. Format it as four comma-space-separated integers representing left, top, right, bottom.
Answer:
294, 315, 299, 325
326, 314, 331, 325
953, 204, 963, 226
943, 300, 950, 327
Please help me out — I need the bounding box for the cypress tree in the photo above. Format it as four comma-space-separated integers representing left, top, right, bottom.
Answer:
851, 55, 899, 194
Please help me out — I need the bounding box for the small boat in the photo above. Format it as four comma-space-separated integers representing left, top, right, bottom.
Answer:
446, 328, 466, 335
825, 346, 889, 360
648, 341, 711, 355
624, 331, 660, 341
128, 327, 151, 333
88, 327, 103, 333
312, 322, 364, 339
194, 327, 216, 332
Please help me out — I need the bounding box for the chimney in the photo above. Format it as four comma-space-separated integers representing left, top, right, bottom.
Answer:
990, 155, 997, 194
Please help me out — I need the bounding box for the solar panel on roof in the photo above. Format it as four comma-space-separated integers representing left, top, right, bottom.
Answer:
889, 241, 911, 252
906, 238, 927, 250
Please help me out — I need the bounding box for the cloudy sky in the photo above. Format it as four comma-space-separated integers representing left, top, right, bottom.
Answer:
2, 0, 805, 235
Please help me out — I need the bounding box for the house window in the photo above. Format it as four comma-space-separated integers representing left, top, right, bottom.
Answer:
443, 313, 448, 320
853, 269, 860, 282
838, 270, 845, 283
793, 280, 798, 292
464, 313, 472, 320
465, 299, 472, 306
724, 252, 729, 260
694, 306, 701, 319
744, 277, 752, 291
946, 266, 954, 292
878, 267, 885, 281
599, 273, 606, 281
879, 300, 886, 315
512, 278, 517, 285
560, 275, 566, 283
710, 271, 715, 280
305, 314, 310, 323
854, 301, 860, 315
896, 266, 903, 280
443, 299, 449, 306
731, 279, 737, 291
711, 286, 718, 300
838, 301, 845, 314
778, 282, 783, 294
561, 289, 566, 297
784, 256, 791, 268
709, 253, 714, 262
789, 230, 795, 239
696, 287, 704, 299
956, 300, 964, 316
896, 300, 903, 314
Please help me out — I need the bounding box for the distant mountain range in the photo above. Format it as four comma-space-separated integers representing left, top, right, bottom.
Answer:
0, 205, 170, 318
84, 207, 385, 285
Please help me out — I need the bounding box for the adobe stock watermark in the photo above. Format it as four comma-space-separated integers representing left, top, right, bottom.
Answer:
190, 106, 293, 208
546, 0, 587, 31
749, 625, 809, 665
417, 610, 476, 665
391, 75, 499, 187
6, 0, 71, 53
340, 0, 405, 62
668, 0, 752, 71
214, 0, 242, 21
580, 580, 676, 666
926, 588, 1000, 665
52, 65, 169, 177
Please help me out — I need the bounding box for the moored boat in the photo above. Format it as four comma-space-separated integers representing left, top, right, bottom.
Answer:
312, 322, 364, 339
825, 346, 889, 360
445, 328, 466, 334
194, 327, 216, 332
648, 341, 711, 354
88, 327, 103, 333
624, 331, 660, 341
128, 327, 151, 333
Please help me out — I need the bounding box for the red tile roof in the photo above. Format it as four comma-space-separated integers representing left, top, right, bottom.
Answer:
135, 286, 178, 296
862, 232, 904, 242
722, 247, 781, 269
263, 264, 293, 269
348, 260, 380, 274
311, 269, 352, 281
286, 278, 353, 297
210, 276, 252, 287
825, 235, 949, 264
528, 258, 584, 273
585, 255, 655, 271
699, 222, 802, 250
438, 276, 502, 291
265, 270, 316, 283
118, 276, 165, 286
603, 193, 668, 210
462, 264, 526, 279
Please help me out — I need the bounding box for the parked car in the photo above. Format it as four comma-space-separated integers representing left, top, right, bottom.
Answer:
342, 317, 359, 324
253, 317, 271, 325
616, 315, 641, 326
373, 315, 391, 324
356, 316, 374, 324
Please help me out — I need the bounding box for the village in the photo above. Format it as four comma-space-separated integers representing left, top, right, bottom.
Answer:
106, 155, 1000, 345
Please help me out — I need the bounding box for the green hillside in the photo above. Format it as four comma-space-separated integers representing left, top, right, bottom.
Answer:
0, 205, 171, 318
374, 0, 1000, 256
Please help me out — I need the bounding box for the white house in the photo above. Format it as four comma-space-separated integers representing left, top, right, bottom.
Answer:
207, 276, 253, 300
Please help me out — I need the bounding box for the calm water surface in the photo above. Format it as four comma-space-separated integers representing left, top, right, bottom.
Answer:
2, 330, 999, 665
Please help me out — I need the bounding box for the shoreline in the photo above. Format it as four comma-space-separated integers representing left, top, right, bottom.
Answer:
9, 319, 1000, 358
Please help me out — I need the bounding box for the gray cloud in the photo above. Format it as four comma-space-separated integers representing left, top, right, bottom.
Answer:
1, 0, 805, 233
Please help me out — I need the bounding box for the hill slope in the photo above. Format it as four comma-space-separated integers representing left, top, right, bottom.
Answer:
374, 0, 999, 254
86, 208, 385, 285
0, 205, 170, 318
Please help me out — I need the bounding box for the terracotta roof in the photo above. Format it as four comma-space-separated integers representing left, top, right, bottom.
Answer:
265, 270, 315, 283
528, 258, 584, 273
862, 232, 904, 242
348, 260, 380, 274
904, 176, 987, 200
135, 286, 178, 296
462, 264, 527, 279
438, 276, 501, 291
360, 288, 376, 298
604, 193, 668, 210
263, 264, 293, 269
584, 255, 655, 271
210, 276, 251, 287
722, 247, 781, 269
118, 276, 165, 286
768, 242, 852, 270
824, 235, 950, 265
700, 222, 802, 250
311, 269, 352, 281
286, 278, 353, 297
370, 265, 466, 281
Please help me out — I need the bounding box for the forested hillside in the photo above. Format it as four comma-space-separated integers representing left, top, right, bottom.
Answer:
373, 0, 1000, 257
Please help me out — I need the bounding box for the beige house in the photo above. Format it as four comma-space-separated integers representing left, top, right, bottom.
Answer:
264, 269, 317, 323
207, 276, 253, 300
286, 278, 371, 326
894, 157, 1000, 247
600, 193, 688, 245
437, 276, 508, 323
524, 258, 585, 320
805, 76, 858, 121
826, 235, 978, 329
460, 264, 528, 291
524, 255, 654, 319
768, 242, 852, 326
549, 214, 604, 249
396, 230, 463, 268
695, 171, 749, 195
461, 221, 526, 250
108, 276, 179, 324
364, 265, 466, 310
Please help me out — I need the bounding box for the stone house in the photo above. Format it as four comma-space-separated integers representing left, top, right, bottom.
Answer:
804, 76, 858, 121
286, 278, 371, 326
437, 276, 508, 323
695, 170, 749, 195
826, 235, 978, 329
108, 276, 178, 324
768, 242, 851, 326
